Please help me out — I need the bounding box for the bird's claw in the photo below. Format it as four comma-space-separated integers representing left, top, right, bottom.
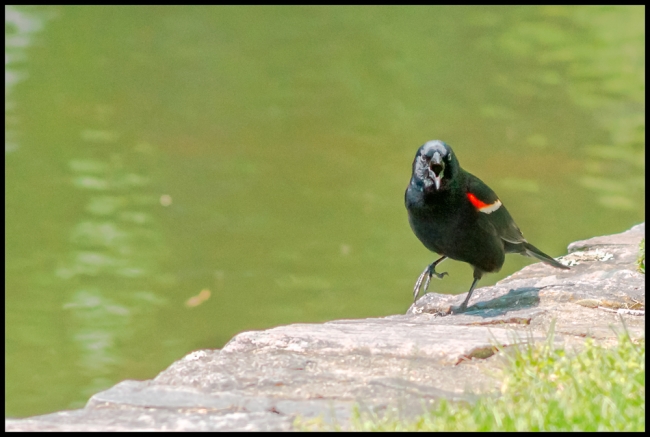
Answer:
451, 302, 468, 314
432, 271, 449, 280
412, 265, 449, 302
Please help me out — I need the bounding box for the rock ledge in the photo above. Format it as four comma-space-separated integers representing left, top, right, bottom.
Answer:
6, 224, 645, 431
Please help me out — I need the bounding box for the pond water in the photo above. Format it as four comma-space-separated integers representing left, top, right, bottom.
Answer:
5, 6, 644, 417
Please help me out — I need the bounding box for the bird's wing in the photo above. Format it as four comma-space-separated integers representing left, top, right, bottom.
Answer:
464, 172, 526, 244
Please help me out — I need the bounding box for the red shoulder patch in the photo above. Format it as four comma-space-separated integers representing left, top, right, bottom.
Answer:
467, 192, 489, 209
467, 192, 502, 214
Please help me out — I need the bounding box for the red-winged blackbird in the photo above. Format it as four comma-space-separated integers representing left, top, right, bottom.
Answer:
405, 140, 569, 311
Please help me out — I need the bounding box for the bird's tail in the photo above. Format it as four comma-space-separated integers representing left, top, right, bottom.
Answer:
523, 242, 570, 270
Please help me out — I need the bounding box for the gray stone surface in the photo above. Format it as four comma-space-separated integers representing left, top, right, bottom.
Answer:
6, 223, 645, 432
221, 320, 559, 364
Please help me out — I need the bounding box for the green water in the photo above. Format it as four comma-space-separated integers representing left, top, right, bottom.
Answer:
5, 6, 644, 418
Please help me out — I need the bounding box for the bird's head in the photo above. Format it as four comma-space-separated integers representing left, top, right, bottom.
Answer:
411, 140, 458, 192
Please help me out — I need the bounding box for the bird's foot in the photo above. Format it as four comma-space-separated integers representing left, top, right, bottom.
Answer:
453, 278, 479, 313
412, 264, 449, 302
451, 302, 468, 314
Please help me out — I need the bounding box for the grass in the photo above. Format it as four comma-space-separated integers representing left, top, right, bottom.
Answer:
298, 326, 645, 432
638, 238, 645, 274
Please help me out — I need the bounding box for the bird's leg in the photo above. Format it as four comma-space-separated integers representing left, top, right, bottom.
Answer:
413, 256, 448, 302
457, 270, 483, 311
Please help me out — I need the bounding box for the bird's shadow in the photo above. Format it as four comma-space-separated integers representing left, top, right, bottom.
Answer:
455, 287, 542, 318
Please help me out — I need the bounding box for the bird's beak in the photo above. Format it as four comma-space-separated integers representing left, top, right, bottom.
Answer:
433, 174, 442, 190
430, 152, 444, 190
